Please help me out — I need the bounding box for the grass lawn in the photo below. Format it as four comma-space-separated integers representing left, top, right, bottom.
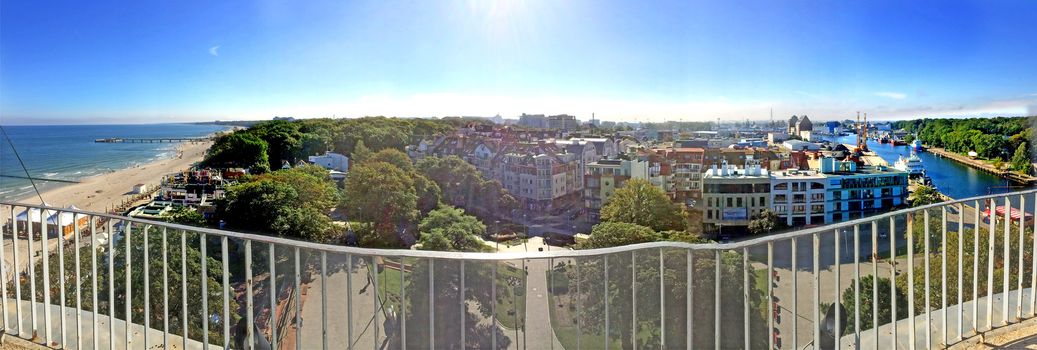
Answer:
546, 265, 622, 350
496, 263, 527, 329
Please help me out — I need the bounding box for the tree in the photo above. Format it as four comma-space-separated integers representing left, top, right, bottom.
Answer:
11, 229, 240, 346
220, 166, 339, 243
578, 222, 661, 249
910, 185, 941, 207
416, 206, 487, 252
840, 276, 908, 333
1011, 142, 1031, 174
351, 139, 373, 164
167, 206, 206, 227
747, 209, 778, 235
203, 132, 270, 173
342, 162, 418, 247
599, 179, 686, 232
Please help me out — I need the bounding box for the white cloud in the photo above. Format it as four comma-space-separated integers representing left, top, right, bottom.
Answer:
875, 91, 907, 100
208, 46, 220, 56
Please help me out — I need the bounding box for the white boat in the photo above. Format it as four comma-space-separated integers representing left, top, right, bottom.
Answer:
894, 153, 925, 177
911, 139, 924, 152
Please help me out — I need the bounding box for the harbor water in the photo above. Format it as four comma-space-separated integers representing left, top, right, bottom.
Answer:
823, 134, 1030, 200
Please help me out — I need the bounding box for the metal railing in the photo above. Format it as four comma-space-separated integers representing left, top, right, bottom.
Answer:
2, 189, 1037, 349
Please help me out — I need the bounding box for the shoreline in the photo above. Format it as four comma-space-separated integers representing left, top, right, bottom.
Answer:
9, 140, 213, 213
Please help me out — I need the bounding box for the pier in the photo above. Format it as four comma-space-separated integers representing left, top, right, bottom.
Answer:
927, 147, 1037, 185
94, 137, 210, 143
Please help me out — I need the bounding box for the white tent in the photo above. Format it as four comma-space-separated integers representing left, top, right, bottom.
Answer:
15, 204, 82, 225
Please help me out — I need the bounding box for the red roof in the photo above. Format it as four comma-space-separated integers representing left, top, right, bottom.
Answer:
983, 206, 1033, 221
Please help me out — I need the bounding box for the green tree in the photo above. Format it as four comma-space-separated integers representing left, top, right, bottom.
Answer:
342, 161, 418, 247
167, 206, 206, 227
203, 132, 270, 173
1011, 142, 1031, 174
599, 179, 686, 231
416, 206, 487, 251
578, 222, 661, 249
220, 166, 339, 243
910, 185, 942, 207
11, 229, 239, 346
840, 275, 908, 333
747, 209, 778, 235
351, 139, 373, 164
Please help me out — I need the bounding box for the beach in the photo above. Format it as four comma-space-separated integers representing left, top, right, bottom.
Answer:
10, 140, 212, 213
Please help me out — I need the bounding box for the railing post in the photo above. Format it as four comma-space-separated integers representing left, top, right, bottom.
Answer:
224, 236, 232, 349
41, 207, 50, 345
1017, 194, 1025, 321
661, 250, 666, 350
295, 247, 302, 350
269, 244, 278, 350
1003, 196, 1011, 326
973, 200, 980, 334
813, 232, 821, 349
687, 249, 694, 350
57, 210, 67, 349
201, 233, 209, 349
1, 206, 10, 333
907, 212, 915, 350
143, 224, 151, 350
987, 198, 995, 331
958, 203, 965, 341
181, 230, 189, 350
125, 221, 133, 350
91, 216, 98, 350
766, 243, 773, 350
742, 247, 749, 350
889, 216, 897, 350
163, 227, 169, 348
714, 249, 721, 350
632, 250, 637, 350
924, 209, 931, 349
429, 258, 435, 350
10, 206, 21, 337
346, 253, 353, 350
942, 206, 948, 347
854, 223, 861, 348
792, 237, 798, 349
460, 261, 465, 348
320, 251, 327, 350
246, 240, 254, 350
871, 219, 879, 350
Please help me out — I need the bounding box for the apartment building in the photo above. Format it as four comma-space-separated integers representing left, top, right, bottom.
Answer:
818, 158, 909, 222
702, 160, 771, 233
770, 169, 828, 226
548, 114, 580, 131
497, 146, 582, 212
584, 159, 649, 220
652, 147, 705, 207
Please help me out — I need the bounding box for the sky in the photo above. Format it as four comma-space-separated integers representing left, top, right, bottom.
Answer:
2, 0, 1037, 124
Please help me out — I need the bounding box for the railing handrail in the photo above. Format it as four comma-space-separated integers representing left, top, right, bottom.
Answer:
4, 187, 1036, 260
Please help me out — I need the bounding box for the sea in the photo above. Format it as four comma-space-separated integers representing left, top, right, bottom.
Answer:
0, 124, 228, 201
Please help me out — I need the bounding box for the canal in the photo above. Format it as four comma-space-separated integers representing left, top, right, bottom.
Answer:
822, 134, 1030, 199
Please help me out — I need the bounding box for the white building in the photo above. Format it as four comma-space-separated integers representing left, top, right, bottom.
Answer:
308, 152, 350, 172
770, 169, 828, 226
782, 140, 821, 152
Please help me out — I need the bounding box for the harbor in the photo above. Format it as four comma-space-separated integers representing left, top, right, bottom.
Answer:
823, 134, 1032, 199
926, 147, 1037, 185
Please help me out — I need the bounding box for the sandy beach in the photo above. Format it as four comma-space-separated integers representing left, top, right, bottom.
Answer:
9, 140, 212, 213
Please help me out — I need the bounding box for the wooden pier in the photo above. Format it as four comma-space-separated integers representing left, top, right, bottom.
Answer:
94, 137, 210, 143
928, 147, 1037, 185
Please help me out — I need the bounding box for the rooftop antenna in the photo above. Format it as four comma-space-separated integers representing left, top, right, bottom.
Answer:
0, 125, 45, 205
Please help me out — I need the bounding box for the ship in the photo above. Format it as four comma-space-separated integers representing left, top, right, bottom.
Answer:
911, 139, 924, 152
894, 153, 925, 178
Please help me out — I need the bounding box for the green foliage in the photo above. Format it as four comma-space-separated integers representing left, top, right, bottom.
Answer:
351, 139, 373, 164
840, 275, 908, 333
416, 156, 516, 217
417, 206, 487, 252
1011, 142, 1031, 174
747, 209, 778, 235
578, 222, 661, 249
220, 166, 339, 242
11, 229, 239, 346
166, 206, 206, 227
910, 185, 942, 207
896, 117, 1028, 160
599, 179, 686, 231
342, 161, 418, 247
203, 132, 270, 173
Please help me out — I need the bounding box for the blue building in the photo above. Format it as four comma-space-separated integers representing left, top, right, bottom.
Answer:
818, 158, 909, 222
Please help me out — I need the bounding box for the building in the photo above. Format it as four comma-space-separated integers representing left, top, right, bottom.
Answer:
782, 140, 821, 152
702, 160, 771, 235
548, 114, 580, 131
768, 132, 789, 144
518, 114, 549, 129
788, 115, 814, 139
817, 158, 909, 222
770, 169, 828, 226
307, 151, 349, 172
496, 145, 582, 212
584, 159, 649, 220
653, 147, 705, 206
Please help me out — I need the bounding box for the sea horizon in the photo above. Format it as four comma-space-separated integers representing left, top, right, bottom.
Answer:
0, 123, 228, 200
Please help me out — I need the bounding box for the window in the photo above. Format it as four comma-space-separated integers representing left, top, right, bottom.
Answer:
774, 183, 788, 190
727, 198, 733, 207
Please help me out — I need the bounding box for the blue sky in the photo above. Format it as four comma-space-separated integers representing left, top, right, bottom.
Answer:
2, 0, 1036, 124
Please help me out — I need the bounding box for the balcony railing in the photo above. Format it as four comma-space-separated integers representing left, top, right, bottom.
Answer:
2, 189, 1037, 349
